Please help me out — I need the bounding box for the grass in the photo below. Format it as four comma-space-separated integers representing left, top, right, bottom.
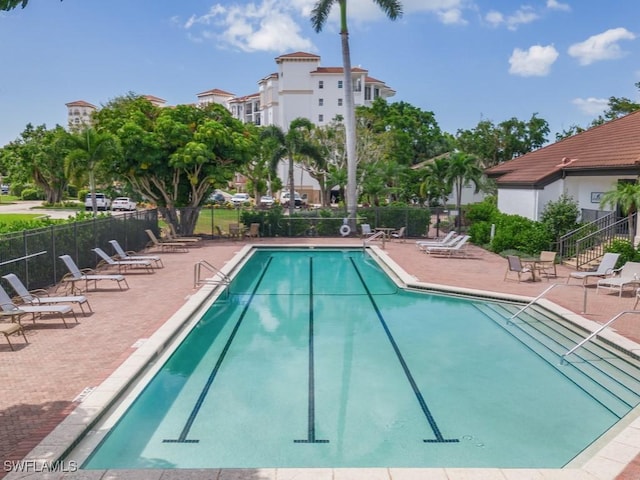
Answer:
0, 213, 46, 223
194, 207, 245, 234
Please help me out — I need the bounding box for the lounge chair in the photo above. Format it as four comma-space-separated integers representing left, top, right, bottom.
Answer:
390, 226, 406, 242
145, 229, 189, 252
596, 261, 640, 297
166, 224, 202, 243
108, 240, 164, 268
416, 231, 456, 250
504, 255, 534, 282
92, 247, 154, 274
425, 235, 470, 257
59, 254, 129, 294
2, 273, 92, 315
567, 252, 620, 285
215, 225, 229, 239
0, 282, 78, 328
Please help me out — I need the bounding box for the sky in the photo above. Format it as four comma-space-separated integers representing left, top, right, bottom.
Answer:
0, 0, 638, 148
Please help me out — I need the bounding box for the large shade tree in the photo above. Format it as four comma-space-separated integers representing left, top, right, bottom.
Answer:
95, 94, 255, 234
311, 0, 402, 229
0, 124, 70, 203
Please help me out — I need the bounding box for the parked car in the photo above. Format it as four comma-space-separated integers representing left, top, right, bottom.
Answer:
280, 191, 303, 207
84, 193, 111, 211
231, 193, 251, 206
259, 195, 275, 207
208, 192, 226, 205
1, 184, 9, 195
111, 197, 137, 211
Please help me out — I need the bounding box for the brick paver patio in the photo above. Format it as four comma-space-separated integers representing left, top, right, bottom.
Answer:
1, 237, 639, 479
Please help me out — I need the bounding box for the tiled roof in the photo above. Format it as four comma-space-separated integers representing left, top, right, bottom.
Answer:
311, 67, 368, 74
485, 110, 640, 186
276, 51, 320, 61
143, 94, 166, 104
65, 100, 97, 109
196, 88, 235, 97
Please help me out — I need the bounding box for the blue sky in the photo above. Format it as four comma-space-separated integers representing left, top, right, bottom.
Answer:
0, 0, 638, 148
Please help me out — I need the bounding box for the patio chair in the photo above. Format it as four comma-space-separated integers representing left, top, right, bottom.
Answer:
0, 282, 78, 328
59, 254, 129, 294
425, 235, 470, 257
215, 225, 229, 239
245, 223, 260, 239
504, 255, 534, 282
390, 226, 406, 242
567, 252, 620, 285
92, 247, 154, 274
596, 261, 640, 297
2, 273, 92, 315
0, 321, 28, 350
145, 229, 189, 253
535, 251, 558, 279
108, 240, 164, 268
361, 224, 374, 238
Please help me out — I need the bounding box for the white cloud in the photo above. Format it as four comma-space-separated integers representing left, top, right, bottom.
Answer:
547, 0, 571, 12
183, 1, 314, 53
572, 97, 608, 116
568, 28, 636, 65
509, 44, 559, 77
484, 6, 539, 30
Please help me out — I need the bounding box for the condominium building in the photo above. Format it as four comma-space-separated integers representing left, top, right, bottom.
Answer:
65, 100, 97, 131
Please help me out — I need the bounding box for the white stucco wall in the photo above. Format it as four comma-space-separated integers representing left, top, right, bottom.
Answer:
497, 188, 538, 218
564, 175, 637, 214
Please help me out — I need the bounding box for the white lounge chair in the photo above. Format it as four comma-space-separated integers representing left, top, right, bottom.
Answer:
108, 240, 164, 268
361, 223, 374, 238
92, 247, 154, 274
59, 254, 129, 294
416, 231, 457, 250
2, 273, 92, 315
567, 252, 620, 285
390, 226, 406, 242
424, 235, 470, 257
596, 261, 640, 297
0, 282, 78, 328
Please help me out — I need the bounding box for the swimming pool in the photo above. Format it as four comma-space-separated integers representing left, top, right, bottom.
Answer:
76, 248, 640, 470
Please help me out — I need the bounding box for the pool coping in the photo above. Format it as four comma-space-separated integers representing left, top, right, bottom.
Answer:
6, 244, 640, 480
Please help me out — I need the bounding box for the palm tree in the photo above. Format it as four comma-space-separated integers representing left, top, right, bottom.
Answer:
419, 157, 452, 208
311, 0, 403, 229
65, 128, 119, 215
600, 182, 640, 242
445, 152, 483, 230
260, 118, 321, 216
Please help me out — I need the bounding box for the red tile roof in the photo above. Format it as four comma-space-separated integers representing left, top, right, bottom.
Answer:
311, 67, 368, 74
65, 100, 97, 109
196, 88, 235, 97
485, 110, 640, 187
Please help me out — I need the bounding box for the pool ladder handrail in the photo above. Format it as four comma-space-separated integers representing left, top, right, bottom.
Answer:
194, 259, 231, 289
507, 282, 588, 326
363, 230, 387, 250
561, 310, 640, 362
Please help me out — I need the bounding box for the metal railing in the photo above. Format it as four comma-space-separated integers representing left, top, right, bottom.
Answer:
507, 283, 589, 325
194, 259, 231, 290
561, 310, 640, 362
363, 230, 387, 250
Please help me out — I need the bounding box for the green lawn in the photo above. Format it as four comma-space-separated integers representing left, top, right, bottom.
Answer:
0, 213, 44, 223
194, 207, 244, 234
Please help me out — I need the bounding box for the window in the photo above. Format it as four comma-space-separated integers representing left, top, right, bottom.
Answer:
338, 80, 343, 88
318, 114, 324, 122
318, 98, 324, 106
319, 80, 324, 89
364, 86, 371, 101
374, 88, 380, 98
337, 98, 343, 106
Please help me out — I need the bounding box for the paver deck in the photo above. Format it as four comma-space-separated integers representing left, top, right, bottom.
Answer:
1, 237, 639, 479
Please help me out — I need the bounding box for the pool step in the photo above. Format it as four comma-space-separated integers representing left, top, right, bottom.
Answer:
475, 302, 640, 419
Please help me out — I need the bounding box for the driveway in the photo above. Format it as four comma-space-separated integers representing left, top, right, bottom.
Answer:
0, 200, 87, 220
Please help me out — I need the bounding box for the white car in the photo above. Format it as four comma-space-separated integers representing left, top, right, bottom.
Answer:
111, 197, 137, 211
85, 193, 111, 211
259, 195, 275, 207
231, 193, 251, 206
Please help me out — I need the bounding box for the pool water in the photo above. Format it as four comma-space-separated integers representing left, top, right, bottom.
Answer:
82, 249, 630, 469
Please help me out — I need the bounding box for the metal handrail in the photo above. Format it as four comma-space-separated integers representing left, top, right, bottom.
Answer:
363, 230, 387, 250
561, 310, 640, 362
507, 283, 588, 325
194, 259, 231, 288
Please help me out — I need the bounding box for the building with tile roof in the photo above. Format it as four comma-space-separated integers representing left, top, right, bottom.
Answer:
485, 110, 640, 221
65, 100, 97, 131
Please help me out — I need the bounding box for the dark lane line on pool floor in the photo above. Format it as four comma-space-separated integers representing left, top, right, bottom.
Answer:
349, 257, 459, 444
295, 256, 329, 444
163, 256, 274, 444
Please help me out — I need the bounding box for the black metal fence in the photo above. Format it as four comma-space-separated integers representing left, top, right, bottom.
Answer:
0, 209, 159, 291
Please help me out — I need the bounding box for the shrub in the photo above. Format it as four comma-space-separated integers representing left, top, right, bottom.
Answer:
491, 213, 553, 255
540, 194, 580, 241
464, 196, 498, 223
605, 239, 637, 267
21, 188, 43, 200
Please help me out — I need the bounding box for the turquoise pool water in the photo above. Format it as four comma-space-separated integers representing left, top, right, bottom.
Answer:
82, 249, 627, 469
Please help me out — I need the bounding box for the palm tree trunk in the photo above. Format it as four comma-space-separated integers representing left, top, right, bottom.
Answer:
341, 10, 357, 230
